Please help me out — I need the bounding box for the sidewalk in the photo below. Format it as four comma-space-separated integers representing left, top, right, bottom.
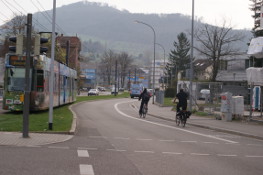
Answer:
147, 102, 263, 140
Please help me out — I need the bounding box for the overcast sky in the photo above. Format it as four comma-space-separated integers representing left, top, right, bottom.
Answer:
0, 0, 253, 30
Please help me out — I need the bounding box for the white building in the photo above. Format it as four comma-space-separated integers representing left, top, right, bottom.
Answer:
150, 60, 166, 89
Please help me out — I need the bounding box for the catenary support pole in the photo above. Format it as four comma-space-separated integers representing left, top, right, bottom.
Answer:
23, 13, 32, 138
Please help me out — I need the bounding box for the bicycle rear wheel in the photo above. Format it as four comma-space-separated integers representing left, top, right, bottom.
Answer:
175, 115, 180, 126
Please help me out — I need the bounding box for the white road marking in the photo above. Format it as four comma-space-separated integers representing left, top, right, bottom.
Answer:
217, 154, 237, 157
191, 153, 210, 156
114, 102, 238, 144
48, 146, 69, 149
134, 150, 155, 153
245, 155, 263, 158
180, 141, 197, 143
203, 142, 219, 144
78, 150, 89, 157
159, 140, 175, 142
107, 149, 127, 152
78, 147, 98, 150
247, 144, 263, 147
136, 138, 153, 141
162, 152, 183, 155
79, 164, 94, 175
114, 137, 130, 140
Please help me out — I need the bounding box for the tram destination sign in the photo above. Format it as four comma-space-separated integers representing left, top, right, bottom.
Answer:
9, 56, 32, 66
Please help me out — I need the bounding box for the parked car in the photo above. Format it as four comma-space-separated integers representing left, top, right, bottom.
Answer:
111, 86, 118, 95
97, 87, 106, 91
199, 89, 210, 100
88, 89, 99, 96
119, 88, 125, 92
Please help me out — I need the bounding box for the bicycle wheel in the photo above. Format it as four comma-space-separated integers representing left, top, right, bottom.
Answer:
142, 106, 147, 118
181, 115, 186, 127
175, 115, 180, 126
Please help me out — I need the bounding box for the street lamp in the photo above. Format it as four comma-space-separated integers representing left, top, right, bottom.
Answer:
155, 43, 166, 89
135, 20, 156, 104
189, 0, 194, 111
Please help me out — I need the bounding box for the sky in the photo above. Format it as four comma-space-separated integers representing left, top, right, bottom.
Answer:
0, 0, 254, 30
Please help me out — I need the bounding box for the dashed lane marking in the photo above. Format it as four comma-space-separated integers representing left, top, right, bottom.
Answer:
115, 101, 238, 144
162, 152, 183, 155
79, 164, 94, 175
245, 155, 263, 158
78, 147, 98, 150
136, 138, 153, 141
78, 150, 90, 157
134, 150, 155, 153
191, 153, 211, 156
159, 140, 175, 142
114, 137, 130, 140
48, 146, 69, 149
217, 154, 237, 157
180, 141, 197, 143
106, 149, 127, 152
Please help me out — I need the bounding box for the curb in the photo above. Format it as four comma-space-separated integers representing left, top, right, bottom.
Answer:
148, 113, 263, 141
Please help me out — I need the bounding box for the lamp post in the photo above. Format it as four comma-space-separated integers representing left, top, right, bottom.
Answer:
155, 43, 166, 90
135, 20, 156, 104
189, 0, 194, 111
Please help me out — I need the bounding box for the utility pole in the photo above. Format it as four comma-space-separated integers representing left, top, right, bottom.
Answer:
23, 13, 32, 138
115, 60, 117, 96
49, 0, 56, 130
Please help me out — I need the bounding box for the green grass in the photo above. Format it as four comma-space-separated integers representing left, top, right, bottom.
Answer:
163, 97, 176, 107
0, 92, 130, 132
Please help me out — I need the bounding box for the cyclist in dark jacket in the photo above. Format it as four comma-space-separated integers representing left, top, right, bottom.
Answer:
175, 89, 188, 112
139, 88, 150, 115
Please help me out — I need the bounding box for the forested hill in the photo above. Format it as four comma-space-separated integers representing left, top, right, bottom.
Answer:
34, 1, 251, 55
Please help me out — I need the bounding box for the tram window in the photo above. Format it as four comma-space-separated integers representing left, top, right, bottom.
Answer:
37, 70, 44, 92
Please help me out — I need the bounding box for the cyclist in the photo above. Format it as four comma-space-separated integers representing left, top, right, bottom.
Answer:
174, 89, 188, 113
138, 88, 151, 115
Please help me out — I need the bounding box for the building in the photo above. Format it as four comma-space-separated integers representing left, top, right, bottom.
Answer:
56, 35, 81, 70
149, 60, 166, 89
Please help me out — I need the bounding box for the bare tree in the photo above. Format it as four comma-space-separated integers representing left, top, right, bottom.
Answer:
99, 50, 117, 86
194, 21, 245, 81
2, 13, 27, 36
118, 52, 133, 88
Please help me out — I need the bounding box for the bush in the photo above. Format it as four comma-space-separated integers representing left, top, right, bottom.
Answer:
165, 88, 176, 98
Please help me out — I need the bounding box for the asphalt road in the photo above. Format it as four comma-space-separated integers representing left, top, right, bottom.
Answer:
1, 98, 263, 175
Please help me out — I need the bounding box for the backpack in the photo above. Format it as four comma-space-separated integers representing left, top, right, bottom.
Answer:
144, 92, 150, 101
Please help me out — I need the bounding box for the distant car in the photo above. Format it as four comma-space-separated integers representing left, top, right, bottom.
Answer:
88, 89, 99, 96
130, 84, 143, 98
111, 86, 118, 95
199, 89, 210, 100
119, 88, 124, 92
97, 87, 106, 91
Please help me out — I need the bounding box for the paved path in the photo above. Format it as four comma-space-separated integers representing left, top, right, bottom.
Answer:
0, 99, 262, 146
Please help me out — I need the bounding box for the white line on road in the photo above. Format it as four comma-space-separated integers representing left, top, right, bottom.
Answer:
114, 137, 130, 140
191, 153, 211, 156
245, 155, 263, 158
78, 150, 90, 157
136, 138, 153, 141
79, 164, 94, 175
134, 150, 155, 153
78, 147, 98, 150
114, 102, 238, 144
106, 149, 127, 152
159, 140, 175, 142
162, 152, 183, 155
217, 154, 237, 157
203, 142, 219, 144
180, 141, 197, 143
48, 146, 69, 149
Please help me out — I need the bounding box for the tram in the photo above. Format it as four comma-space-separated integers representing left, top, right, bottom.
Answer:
2, 53, 77, 111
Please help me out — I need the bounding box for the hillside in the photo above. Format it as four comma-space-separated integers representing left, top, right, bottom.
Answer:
32, 1, 251, 57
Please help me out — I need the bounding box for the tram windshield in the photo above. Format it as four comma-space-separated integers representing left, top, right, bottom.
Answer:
7, 68, 26, 91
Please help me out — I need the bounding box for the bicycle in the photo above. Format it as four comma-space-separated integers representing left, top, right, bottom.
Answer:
175, 110, 191, 127
140, 103, 148, 118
